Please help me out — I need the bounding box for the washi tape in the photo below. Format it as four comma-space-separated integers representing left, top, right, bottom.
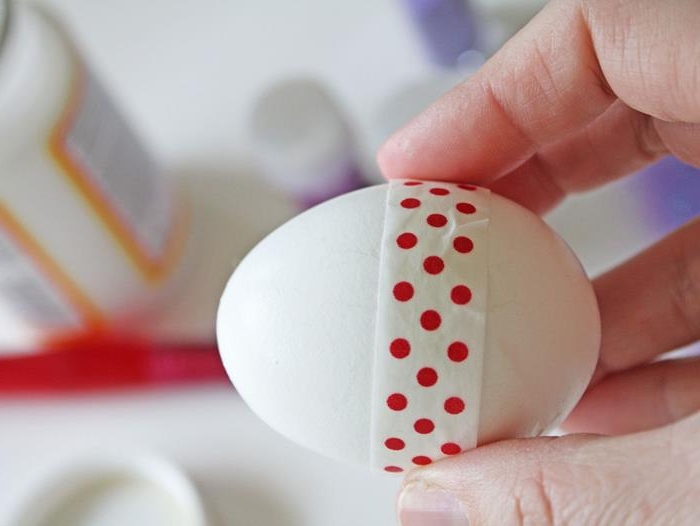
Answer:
371, 180, 490, 473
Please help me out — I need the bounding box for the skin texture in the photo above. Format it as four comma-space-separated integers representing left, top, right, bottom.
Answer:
378, 0, 700, 523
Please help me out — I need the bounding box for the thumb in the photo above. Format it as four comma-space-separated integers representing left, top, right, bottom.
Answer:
398, 412, 700, 526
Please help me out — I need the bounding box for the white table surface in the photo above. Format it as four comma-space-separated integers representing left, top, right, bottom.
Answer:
0, 1, 654, 525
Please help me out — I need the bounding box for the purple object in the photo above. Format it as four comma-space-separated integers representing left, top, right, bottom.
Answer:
631, 156, 700, 359
631, 156, 700, 235
250, 78, 367, 209
401, 0, 479, 67
298, 161, 366, 209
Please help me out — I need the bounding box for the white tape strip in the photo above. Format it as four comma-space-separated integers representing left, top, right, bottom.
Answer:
370, 180, 490, 474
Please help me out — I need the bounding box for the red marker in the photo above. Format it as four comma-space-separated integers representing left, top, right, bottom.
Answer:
0, 336, 227, 394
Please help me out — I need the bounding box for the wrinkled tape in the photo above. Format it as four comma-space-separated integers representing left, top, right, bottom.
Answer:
370, 180, 490, 473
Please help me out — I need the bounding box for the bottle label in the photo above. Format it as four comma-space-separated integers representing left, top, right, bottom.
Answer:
49, 62, 188, 283
0, 206, 90, 330
0, 59, 188, 337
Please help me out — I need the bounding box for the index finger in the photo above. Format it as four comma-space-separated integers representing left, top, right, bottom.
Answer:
377, 0, 698, 194
378, 0, 613, 183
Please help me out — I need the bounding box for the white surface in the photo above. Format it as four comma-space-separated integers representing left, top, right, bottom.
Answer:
218, 183, 599, 468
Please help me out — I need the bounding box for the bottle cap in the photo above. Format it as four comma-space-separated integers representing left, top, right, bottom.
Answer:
9, 453, 208, 526
249, 78, 361, 205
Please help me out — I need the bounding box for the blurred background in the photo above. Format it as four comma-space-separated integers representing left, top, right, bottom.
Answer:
0, 0, 698, 524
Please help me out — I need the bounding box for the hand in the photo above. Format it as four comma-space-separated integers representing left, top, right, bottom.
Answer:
377, 0, 700, 524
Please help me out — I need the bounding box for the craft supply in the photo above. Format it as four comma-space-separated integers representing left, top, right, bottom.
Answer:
217, 180, 600, 473
0, 1, 192, 352
8, 453, 207, 526
632, 156, 700, 235
400, 0, 480, 67
249, 78, 365, 209
0, 337, 226, 393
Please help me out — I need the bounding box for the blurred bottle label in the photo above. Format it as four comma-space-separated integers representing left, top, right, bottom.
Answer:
0, 61, 187, 330
0, 216, 83, 328
48, 64, 184, 282
0, 3, 192, 350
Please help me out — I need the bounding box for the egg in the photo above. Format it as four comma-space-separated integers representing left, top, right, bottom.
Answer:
217, 180, 600, 473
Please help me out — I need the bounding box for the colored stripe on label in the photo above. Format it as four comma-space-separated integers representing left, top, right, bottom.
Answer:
48, 64, 188, 284
0, 203, 103, 328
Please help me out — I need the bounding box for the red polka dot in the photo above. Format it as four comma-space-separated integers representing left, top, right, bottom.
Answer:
414, 418, 435, 434
390, 338, 411, 359
458, 184, 478, 191
393, 281, 414, 302
453, 236, 474, 253
387, 393, 408, 411
416, 367, 438, 387
401, 198, 421, 209
384, 466, 403, 473
451, 285, 472, 305
385, 437, 405, 450
423, 256, 444, 275
441, 443, 462, 455
456, 202, 476, 214
447, 341, 469, 362
427, 213, 448, 227
420, 310, 441, 331
429, 188, 450, 196
404, 181, 423, 186
444, 397, 465, 414
412, 456, 432, 466
396, 232, 418, 249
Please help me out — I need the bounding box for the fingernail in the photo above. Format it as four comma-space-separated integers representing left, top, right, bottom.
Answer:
399, 484, 469, 526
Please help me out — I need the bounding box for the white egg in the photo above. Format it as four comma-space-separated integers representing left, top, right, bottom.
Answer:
217, 181, 600, 472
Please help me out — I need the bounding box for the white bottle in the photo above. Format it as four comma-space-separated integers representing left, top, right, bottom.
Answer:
0, 0, 192, 353
249, 78, 366, 209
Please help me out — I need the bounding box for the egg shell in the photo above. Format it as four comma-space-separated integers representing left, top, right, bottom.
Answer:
217, 182, 600, 469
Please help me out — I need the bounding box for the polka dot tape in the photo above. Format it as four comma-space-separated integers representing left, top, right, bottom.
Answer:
371, 180, 490, 474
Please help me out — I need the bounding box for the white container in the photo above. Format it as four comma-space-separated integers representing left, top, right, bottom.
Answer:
8, 452, 208, 526
0, 1, 191, 353
249, 78, 366, 208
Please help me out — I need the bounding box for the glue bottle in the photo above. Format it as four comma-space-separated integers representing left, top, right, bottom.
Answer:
249, 78, 366, 209
0, 0, 192, 352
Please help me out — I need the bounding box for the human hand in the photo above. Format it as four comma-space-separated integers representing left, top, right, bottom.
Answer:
377, 0, 700, 524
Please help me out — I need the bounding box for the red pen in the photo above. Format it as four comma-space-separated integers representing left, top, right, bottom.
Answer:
0, 336, 228, 394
